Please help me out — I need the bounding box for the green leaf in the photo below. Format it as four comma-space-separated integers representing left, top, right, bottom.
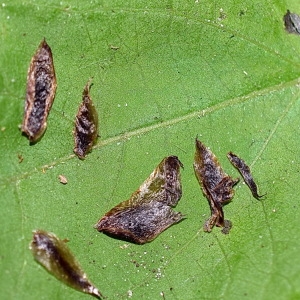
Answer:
1, 1, 300, 299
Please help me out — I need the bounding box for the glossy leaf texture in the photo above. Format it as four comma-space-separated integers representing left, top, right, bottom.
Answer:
1, 1, 300, 299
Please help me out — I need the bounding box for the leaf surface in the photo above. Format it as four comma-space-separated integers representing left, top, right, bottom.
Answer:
1, 1, 300, 299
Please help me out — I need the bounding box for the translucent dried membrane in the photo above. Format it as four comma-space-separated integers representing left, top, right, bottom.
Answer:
283, 10, 300, 35
95, 156, 184, 244
193, 138, 238, 234
30, 230, 103, 299
227, 152, 264, 200
73, 80, 99, 159
22, 39, 57, 143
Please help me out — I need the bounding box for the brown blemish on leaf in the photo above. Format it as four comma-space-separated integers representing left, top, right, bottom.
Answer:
94, 156, 184, 244
227, 152, 264, 200
193, 138, 238, 233
18, 154, 24, 163
30, 230, 103, 299
283, 10, 300, 35
22, 39, 57, 143
73, 80, 99, 159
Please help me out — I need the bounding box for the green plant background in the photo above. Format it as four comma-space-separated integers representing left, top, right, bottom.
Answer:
1, 1, 300, 299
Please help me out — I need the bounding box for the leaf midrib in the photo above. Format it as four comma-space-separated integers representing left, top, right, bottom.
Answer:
1, 77, 298, 187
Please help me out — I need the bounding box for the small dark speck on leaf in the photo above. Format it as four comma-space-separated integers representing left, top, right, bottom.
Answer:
18, 154, 24, 163
239, 10, 245, 16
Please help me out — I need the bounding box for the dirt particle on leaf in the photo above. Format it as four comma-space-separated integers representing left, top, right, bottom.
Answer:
58, 174, 68, 184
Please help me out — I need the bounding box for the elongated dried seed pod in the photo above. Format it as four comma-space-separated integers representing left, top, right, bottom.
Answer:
30, 230, 103, 299
73, 80, 99, 159
22, 39, 57, 142
95, 156, 184, 244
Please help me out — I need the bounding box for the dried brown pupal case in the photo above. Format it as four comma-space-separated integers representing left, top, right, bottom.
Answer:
22, 39, 57, 143
73, 80, 99, 159
193, 138, 239, 234
94, 156, 184, 244
30, 230, 103, 299
283, 10, 300, 35
227, 152, 264, 200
